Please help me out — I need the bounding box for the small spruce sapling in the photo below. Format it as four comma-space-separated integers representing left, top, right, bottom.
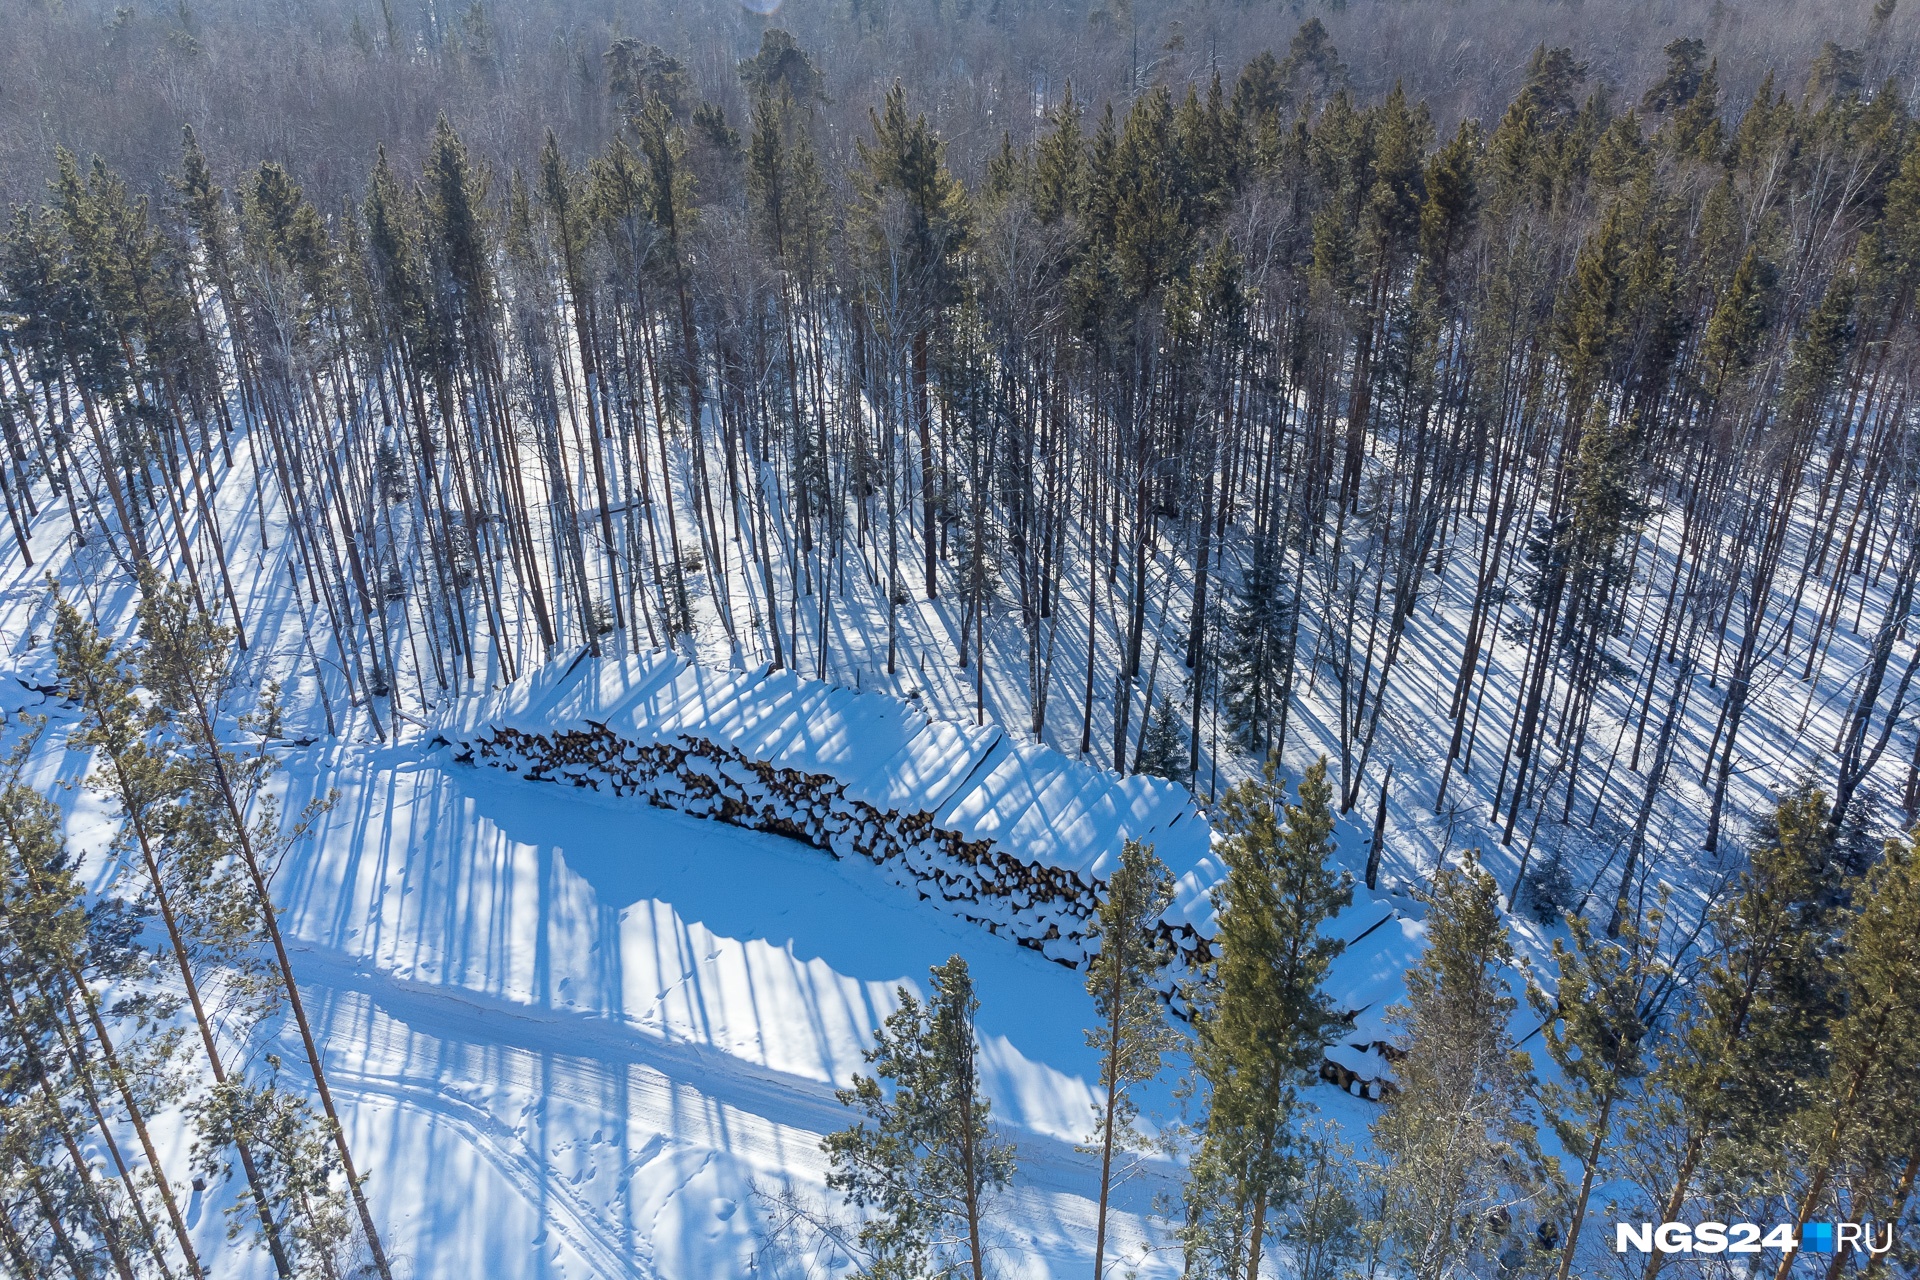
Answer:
1135, 696, 1189, 781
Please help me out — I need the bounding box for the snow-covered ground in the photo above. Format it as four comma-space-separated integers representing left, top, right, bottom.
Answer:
17, 647, 1462, 1277
46, 734, 1246, 1277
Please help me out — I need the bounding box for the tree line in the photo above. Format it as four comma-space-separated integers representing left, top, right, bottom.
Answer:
6, 25, 1920, 859
7, 0, 1904, 211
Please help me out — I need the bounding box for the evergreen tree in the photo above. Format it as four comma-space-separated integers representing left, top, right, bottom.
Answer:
1529, 904, 1667, 1279
824, 955, 1014, 1280
0, 716, 148, 1280
61, 589, 359, 1274
1373, 853, 1539, 1280
136, 573, 392, 1278
1220, 544, 1293, 757
1185, 755, 1351, 1280
1640, 787, 1844, 1280
1031, 85, 1085, 228
604, 40, 691, 117
1642, 38, 1709, 116
1135, 694, 1187, 782
54, 593, 299, 1275
738, 28, 824, 106
192, 1071, 356, 1276
1639, 38, 1724, 158
15, 618, 214, 1280
1084, 839, 1177, 1280
1768, 827, 1920, 1280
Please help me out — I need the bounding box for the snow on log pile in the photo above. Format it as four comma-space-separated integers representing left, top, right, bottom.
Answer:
434, 650, 1419, 1099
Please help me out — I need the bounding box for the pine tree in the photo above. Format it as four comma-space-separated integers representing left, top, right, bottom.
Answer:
1185, 755, 1351, 1280
1640, 787, 1844, 1280
604, 39, 691, 117
191, 1071, 356, 1276
738, 28, 824, 106
1135, 694, 1187, 782
1373, 853, 1539, 1280
54, 592, 299, 1276
1642, 38, 1708, 115
136, 573, 394, 1279
823, 954, 1014, 1280
1699, 244, 1776, 401
1555, 401, 1646, 850
1110, 86, 1187, 314
29, 611, 212, 1280
1529, 903, 1667, 1279
537, 130, 628, 659
1084, 839, 1177, 1280
1768, 828, 1920, 1280
0, 717, 147, 1280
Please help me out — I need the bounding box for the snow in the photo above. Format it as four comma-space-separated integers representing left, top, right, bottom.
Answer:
64, 738, 1188, 1278
441, 649, 1228, 924
446, 654, 1192, 969
25, 622, 1425, 1277
435, 648, 1433, 1102
1321, 902, 1430, 1053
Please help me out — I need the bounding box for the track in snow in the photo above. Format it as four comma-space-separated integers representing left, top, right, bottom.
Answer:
197, 743, 1193, 1279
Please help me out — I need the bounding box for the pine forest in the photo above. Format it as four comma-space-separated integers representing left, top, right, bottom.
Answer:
2, 0, 1920, 1275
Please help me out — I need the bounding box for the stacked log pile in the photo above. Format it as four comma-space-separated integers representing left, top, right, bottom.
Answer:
461, 719, 1216, 981
443, 657, 1409, 1101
